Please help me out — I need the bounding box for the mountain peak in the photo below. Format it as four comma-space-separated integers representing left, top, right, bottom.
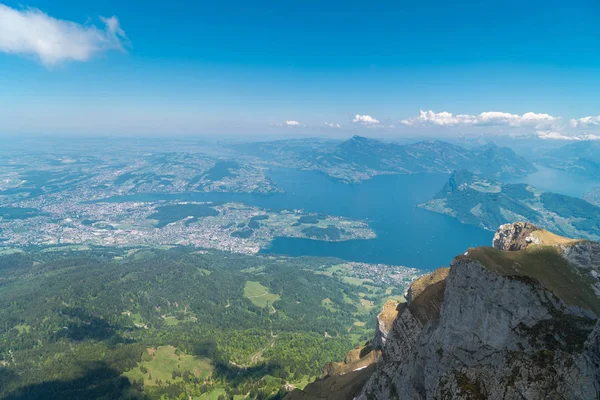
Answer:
350, 135, 369, 141
338, 135, 381, 148
473, 142, 502, 151
492, 222, 541, 251
353, 225, 600, 400
436, 169, 476, 196
492, 222, 577, 251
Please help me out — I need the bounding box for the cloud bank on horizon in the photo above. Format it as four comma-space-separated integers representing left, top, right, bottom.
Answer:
264, 110, 600, 141
398, 110, 600, 141
0, 4, 127, 66
401, 110, 559, 129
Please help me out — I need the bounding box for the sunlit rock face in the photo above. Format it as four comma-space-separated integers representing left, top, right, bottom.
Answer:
373, 300, 401, 350
357, 223, 600, 400
492, 221, 541, 251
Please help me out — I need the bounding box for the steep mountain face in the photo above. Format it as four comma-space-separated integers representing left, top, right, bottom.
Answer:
420, 170, 600, 240
287, 223, 600, 400
357, 223, 600, 400
468, 144, 537, 179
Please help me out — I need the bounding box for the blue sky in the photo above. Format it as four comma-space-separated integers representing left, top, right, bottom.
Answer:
1, 0, 600, 139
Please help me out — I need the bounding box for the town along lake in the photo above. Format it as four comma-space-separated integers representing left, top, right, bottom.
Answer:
99, 168, 493, 270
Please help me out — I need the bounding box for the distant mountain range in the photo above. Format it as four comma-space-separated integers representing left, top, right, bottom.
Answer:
540, 140, 600, 178
237, 136, 537, 183
420, 170, 600, 240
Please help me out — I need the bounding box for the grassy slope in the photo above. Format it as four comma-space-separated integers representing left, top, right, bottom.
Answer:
466, 246, 600, 316
243, 281, 281, 308
124, 346, 213, 386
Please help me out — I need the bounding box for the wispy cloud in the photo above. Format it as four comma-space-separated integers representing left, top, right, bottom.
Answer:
285, 120, 300, 126
352, 114, 380, 125
324, 122, 341, 128
0, 5, 127, 66
401, 110, 559, 129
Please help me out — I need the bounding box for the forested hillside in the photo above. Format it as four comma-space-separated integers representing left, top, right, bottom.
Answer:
0, 247, 411, 399
420, 170, 600, 240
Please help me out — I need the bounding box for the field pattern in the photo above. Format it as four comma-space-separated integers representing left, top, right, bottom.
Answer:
244, 281, 281, 308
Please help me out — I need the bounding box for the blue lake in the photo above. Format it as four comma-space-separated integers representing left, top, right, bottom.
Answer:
101, 169, 494, 270
508, 165, 600, 198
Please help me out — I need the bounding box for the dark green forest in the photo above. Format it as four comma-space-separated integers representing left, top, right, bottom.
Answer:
0, 246, 391, 399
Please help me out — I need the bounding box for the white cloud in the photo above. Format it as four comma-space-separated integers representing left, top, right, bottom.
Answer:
0, 5, 127, 66
352, 114, 380, 125
401, 110, 559, 129
570, 115, 600, 128
401, 110, 469, 126
537, 131, 600, 141
536, 131, 574, 140
324, 122, 341, 128
285, 120, 300, 126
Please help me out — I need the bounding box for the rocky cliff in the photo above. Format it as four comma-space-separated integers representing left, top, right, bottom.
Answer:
358, 223, 600, 399
288, 222, 600, 400
286, 345, 381, 400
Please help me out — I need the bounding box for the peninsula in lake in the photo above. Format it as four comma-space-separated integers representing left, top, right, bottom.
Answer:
420, 170, 600, 241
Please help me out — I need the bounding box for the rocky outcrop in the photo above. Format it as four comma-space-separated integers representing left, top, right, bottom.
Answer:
405, 268, 449, 305
286, 364, 377, 400
560, 241, 600, 297
287, 346, 381, 400
493, 221, 579, 251
373, 300, 401, 350
494, 223, 600, 298
406, 268, 449, 325
493, 221, 541, 250
323, 346, 381, 377
357, 223, 600, 400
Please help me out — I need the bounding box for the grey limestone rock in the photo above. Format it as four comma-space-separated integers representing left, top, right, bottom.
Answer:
357, 223, 600, 400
